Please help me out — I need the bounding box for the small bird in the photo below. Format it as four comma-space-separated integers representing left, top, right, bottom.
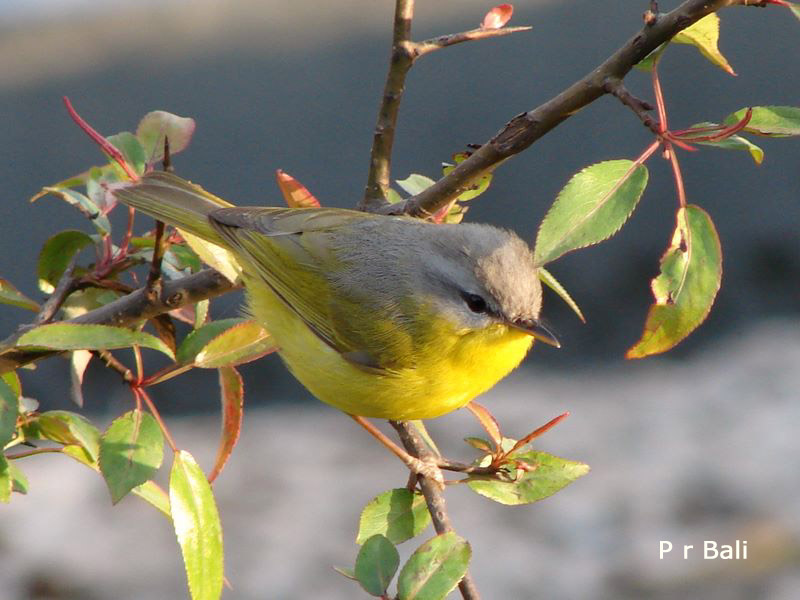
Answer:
114, 172, 558, 421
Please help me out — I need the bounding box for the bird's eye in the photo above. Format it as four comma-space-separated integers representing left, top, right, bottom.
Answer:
462, 292, 488, 314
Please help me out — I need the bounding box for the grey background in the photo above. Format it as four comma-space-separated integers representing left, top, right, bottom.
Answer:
0, 1, 798, 598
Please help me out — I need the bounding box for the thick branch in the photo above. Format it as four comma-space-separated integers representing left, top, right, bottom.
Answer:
391, 420, 481, 600
0, 269, 237, 373
384, 0, 763, 218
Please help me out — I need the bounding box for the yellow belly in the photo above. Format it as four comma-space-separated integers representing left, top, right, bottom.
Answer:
246, 278, 534, 420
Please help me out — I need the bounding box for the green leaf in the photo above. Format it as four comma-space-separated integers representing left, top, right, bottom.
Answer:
355, 534, 400, 597
170, 450, 224, 600
176, 318, 246, 364
634, 42, 668, 72
194, 299, 210, 329
0, 457, 11, 503
0, 378, 18, 447
1, 371, 21, 399
106, 131, 146, 175
193, 321, 276, 368
136, 111, 196, 165
397, 533, 471, 600
685, 122, 764, 164
99, 410, 164, 504
539, 268, 585, 323
396, 174, 436, 196
132, 480, 172, 518
790, 2, 800, 22
534, 160, 648, 265
627, 205, 722, 358
467, 451, 589, 505
207, 366, 244, 483
357, 488, 432, 545
37, 230, 93, 294
724, 106, 800, 137
674, 13, 735, 75
0, 278, 40, 312
31, 187, 112, 234
8, 460, 28, 494
36, 410, 100, 462
17, 323, 175, 360
386, 188, 404, 204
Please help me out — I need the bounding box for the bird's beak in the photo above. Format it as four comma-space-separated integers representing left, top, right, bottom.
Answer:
510, 318, 561, 348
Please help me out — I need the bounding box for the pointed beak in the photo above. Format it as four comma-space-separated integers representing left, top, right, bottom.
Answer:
509, 318, 561, 348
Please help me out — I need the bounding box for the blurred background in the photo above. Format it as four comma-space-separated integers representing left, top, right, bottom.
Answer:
0, 0, 798, 598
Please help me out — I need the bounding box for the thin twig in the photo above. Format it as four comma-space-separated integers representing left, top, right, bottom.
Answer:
383, 0, 762, 218
391, 420, 481, 600
35, 256, 79, 325
415, 26, 531, 57
94, 349, 135, 383
604, 78, 658, 135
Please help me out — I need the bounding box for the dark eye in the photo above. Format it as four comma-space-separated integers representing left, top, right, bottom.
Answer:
462, 292, 488, 314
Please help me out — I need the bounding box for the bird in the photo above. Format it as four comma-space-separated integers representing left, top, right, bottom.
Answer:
113, 171, 558, 421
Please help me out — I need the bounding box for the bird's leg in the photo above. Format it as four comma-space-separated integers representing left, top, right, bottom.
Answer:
349, 415, 444, 488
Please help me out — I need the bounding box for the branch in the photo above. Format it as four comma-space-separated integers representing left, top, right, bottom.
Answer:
391, 420, 481, 600
0, 269, 237, 373
384, 0, 765, 218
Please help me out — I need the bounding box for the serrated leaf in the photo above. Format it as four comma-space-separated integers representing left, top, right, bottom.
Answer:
534, 160, 648, 265
467, 451, 589, 505
194, 321, 276, 368
539, 268, 585, 322
194, 299, 210, 329
724, 106, 800, 137
136, 111, 196, 165
132, 480, 171, 518
37, 230, 93, 294
397, 533, 471, 600
107, 131, 146, 175
396, 174, 436, 196
464, 436, 493, 453
355, 534, 400, 597
357, 488, 432, 545
36, 410, 100, 461
627, 205, 722, 358
686, 122, 764, 164
30, 187, 112, 234
170, 450, 224, 600
176, 318, 246, 364
60, 287, 120, 320
0, 379, 18, 447
1, 371, 21, 400
275, 169, 321, 207
674, 13, 734, 75
17, 323, 175, 360
99, 410, 164, 504
207, 366, 244, 483
0, 278, 40, 312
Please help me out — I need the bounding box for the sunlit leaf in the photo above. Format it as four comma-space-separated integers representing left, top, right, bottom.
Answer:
193, 321, 276, 368
0, 278, 40, 312
36, 410, 101, 462
136, 111, 196, 165
0, 378, 18, 447
30, 187, 112, 234
467, 451, 589, 505
534, 160, 648, 265
133, 480, 172, 518
99, 410, 164, 504
0, 457, 12, 503
207, 366, 244, 483
275, 169, 321, 207
106, 131, 146, 176
355, 534, 399, 597
37, 230, 93, 294
789, 2, 800, 22
481, 4, 513, 29
539, 268, 585, 322
724, 106, 800, 137
685, 122, 764, 164
397, 533, 471, 600
170, 450, 224, 600
8, 460, 28, 495
357, 488, 432, 545
396, 174, 436, 196
17, 323, 175, 360
627, 205, 722, 358
176, 318, 247, 364
674, 13, 735, 75
1, 371, 21, 399
634, 42, 668, 72
69, 349, 92, 408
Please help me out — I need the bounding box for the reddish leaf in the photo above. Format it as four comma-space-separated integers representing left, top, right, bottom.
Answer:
466, 401, 502, 449
208, 366, 244, 483
275, 169, 321, 208
481, 4, 513, 29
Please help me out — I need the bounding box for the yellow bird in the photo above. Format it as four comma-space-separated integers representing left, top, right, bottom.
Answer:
114, 172, 558, 421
